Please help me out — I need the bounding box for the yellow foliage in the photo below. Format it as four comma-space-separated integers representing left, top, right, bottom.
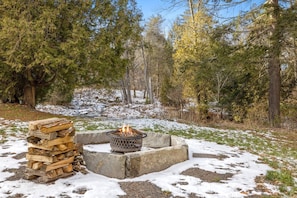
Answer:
172, 8, 215, 100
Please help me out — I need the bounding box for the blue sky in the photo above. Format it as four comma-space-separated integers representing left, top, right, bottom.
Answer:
135, 0, 266, 30
135, 0, 184, 22
135, 0, 185, 33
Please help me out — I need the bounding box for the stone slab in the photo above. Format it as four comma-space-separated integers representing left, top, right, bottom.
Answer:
125, 144, 188, 178
142, 132, 171, 148
83, 149, 126, 179
171, 135, 187, 146
75, 130, 110, 144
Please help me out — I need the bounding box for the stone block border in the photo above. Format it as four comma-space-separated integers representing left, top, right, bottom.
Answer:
75, 130, 189, 179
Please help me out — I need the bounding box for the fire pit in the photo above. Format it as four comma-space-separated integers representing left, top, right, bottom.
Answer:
106, 125, 147, 153
76, 129, 189, 179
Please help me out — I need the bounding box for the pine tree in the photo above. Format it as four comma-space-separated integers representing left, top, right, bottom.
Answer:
0, 0, 142, 107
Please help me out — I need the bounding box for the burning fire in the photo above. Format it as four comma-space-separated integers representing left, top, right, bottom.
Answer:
119, 124, 134, 136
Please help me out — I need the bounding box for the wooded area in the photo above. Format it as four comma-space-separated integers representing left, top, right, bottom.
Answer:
0, 0, 296, 128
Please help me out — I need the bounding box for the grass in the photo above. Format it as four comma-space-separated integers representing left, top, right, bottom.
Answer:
265, 170, 296, 195
0, 103, 297, 196
0, 103, 65, 121
0, 128, 6, 143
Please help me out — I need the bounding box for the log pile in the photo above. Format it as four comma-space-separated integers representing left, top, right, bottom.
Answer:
25, 118, 80, 183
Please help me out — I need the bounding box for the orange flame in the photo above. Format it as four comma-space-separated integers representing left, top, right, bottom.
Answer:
120, 124, 133, 136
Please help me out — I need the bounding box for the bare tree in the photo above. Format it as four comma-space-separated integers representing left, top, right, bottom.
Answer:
141, 40, 154, 103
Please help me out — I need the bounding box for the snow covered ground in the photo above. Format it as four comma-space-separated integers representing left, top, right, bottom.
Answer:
0, 88, 283, 197
36, 88, 164, 119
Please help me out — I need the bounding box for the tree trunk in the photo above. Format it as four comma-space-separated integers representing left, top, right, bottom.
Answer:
268, 0, 281, 127
149, 77, 154, 103
126, 66, 132, 104
121, 79, 128, 104
141, 41, 153, 104
121, 66, 132, 104
268, 57, 281, 127
188, 0, 195, 23
24, 85, 36, 108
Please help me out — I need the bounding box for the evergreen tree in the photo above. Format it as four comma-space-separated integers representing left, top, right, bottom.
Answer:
0, 0, 142, 107
0, 1, 92, 106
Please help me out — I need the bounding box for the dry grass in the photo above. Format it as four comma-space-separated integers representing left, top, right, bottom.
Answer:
0, 103, 65, 121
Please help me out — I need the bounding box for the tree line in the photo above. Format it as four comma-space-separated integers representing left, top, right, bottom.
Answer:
136, 0, 297, 127
0, 0, 296, 128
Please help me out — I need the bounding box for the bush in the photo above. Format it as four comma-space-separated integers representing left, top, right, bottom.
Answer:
245, 101, 268, 126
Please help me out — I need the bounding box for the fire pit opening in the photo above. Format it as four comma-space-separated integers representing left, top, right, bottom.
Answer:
106, 125, 147, 153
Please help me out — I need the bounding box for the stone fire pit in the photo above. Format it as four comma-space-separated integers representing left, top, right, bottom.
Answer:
75, 130, 188, 179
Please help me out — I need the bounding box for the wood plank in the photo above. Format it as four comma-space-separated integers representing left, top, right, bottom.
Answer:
28, 147, 49, 156
62, 164, 73, 173
25, 168, 47, 177
28, 130, 57, 140
56, 168, 64, 176
29, 118, 61, 131
28, 147, 76, 157
57, 127, 75, 137
32, 162, 43, 170
56, 153, 65, 160
28, 143, 53, 151
37, 172, 74, 183
27, 160, 34, 169
57, 144, 68, 151
24, 173, 38, 180
39, 120, 73, 134
26, 154, 54, 163
26, 167, 74, 183
46, 170, 58, 179
67, 142, 75, 149
39, 136, 74, 147
65, 150, 75, 158
45, 156, 75, 172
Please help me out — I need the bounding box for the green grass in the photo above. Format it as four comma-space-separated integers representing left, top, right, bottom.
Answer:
0, 129, 7, 143
84, 124, 99, 130
0, 129, 5, 135
265, 170, 296, 195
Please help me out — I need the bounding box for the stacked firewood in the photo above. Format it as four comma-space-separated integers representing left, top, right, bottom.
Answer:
25, 117, 80, 183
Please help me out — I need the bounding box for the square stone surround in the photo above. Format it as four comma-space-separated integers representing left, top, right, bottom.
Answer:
75, 130, 189, 179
